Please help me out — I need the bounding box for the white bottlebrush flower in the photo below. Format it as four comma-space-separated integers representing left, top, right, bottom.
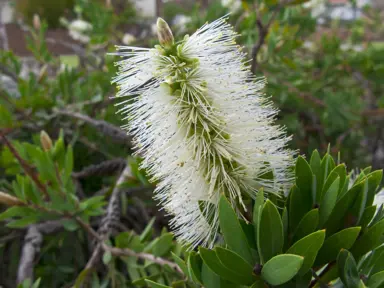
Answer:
68, 19, 92, 43
111, 17, 294, 248
221, 0, 242, 13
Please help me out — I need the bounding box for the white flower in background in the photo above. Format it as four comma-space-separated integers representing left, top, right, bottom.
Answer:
221, 0, 242, 13
122, 33, 137, 45
68, 19, 92, 43
374, 189, 384, 208
173, 15, 192, 33
111, 17, 294, 248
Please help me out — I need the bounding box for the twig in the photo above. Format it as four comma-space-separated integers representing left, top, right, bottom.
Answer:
0, 133, 49, 199
17, 221, 62, 284
102, 243, 184, 275
309, 263, 335, 288
72, 158, 127, 179
251, 0, 294, 73
56, 110, 132, 146
84, 165, 132, 272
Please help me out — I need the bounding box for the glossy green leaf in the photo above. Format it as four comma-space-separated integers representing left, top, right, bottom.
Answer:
292, 157, 313, 225
253, 188, 264, 242
292, 208, 319, 244
367, 271, 384, 288
261, 254, 304, 286
199, 247, 253, 285
324, 181, 363, 235
215, 247, 254, 281
321, 165, 346, 200
286, 230, 325, 275
282, 207, 288, 248
188, 252, 202, 285
366, 170, 383, 206
319, 177, 339, 227
350, 178, 369, 226
258, 199, 283, 263
310, 150, 322, 202
360, 206, 377, 230
219, 195, 253, 264
351, 218, 384, 259
337, 249, 360, 288
315, 227, 361, 266
250, 278, 267, 288
201, 262, 220, 288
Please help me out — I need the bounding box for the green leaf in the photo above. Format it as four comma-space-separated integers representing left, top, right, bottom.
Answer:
366, 170, 383, 206
31, 278, 41, 288
202, 262, 220, 288
61, 219, 79, 231
150, 233, 173, 257
74, 268, 91, 288
139, 217, 155, 243
0, 206, 34, 221
351, 218, 384, 259
350, 178, 369, 226
324, 181, 363, 235
258, 199, 283, 263
282, 207, 288, 248
102, 251, 112, 265
240, 220, 257, 251
0, 104, 14, 128
315, 227, 361, 266
261, 254, 304, 286
187, 252, 202, 285
360, 206, 377, 230
295, 156, 313, 207
292, 209, 319, 244
319, 177, 339, 227
64, 145, 73, 183
219, 195, 253, 264
7, 215, 39, 228
253, 188, 264, 243
250, 278, 267, 288
215, 247, 254, 282
144, 280, 171, 288
199, 247, 251, 285
337, 249, 360, 287
286, 230, 325, 275
367, 271, 384, 288
310, 150, 322, 202
321, 165, 346, 200
171, 252, 188, 276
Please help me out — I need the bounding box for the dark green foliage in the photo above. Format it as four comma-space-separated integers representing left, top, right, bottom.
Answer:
174, 151, 384, 288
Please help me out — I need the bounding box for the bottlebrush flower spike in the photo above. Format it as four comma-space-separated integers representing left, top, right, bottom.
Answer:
111, 17, 294, 248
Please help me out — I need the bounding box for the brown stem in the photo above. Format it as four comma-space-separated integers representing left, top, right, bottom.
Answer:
0, 133, 49, 199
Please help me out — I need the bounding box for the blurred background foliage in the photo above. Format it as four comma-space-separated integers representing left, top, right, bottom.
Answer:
0, 0, 383, 287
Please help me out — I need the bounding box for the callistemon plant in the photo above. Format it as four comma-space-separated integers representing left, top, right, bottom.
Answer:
112, 17, 294, 248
